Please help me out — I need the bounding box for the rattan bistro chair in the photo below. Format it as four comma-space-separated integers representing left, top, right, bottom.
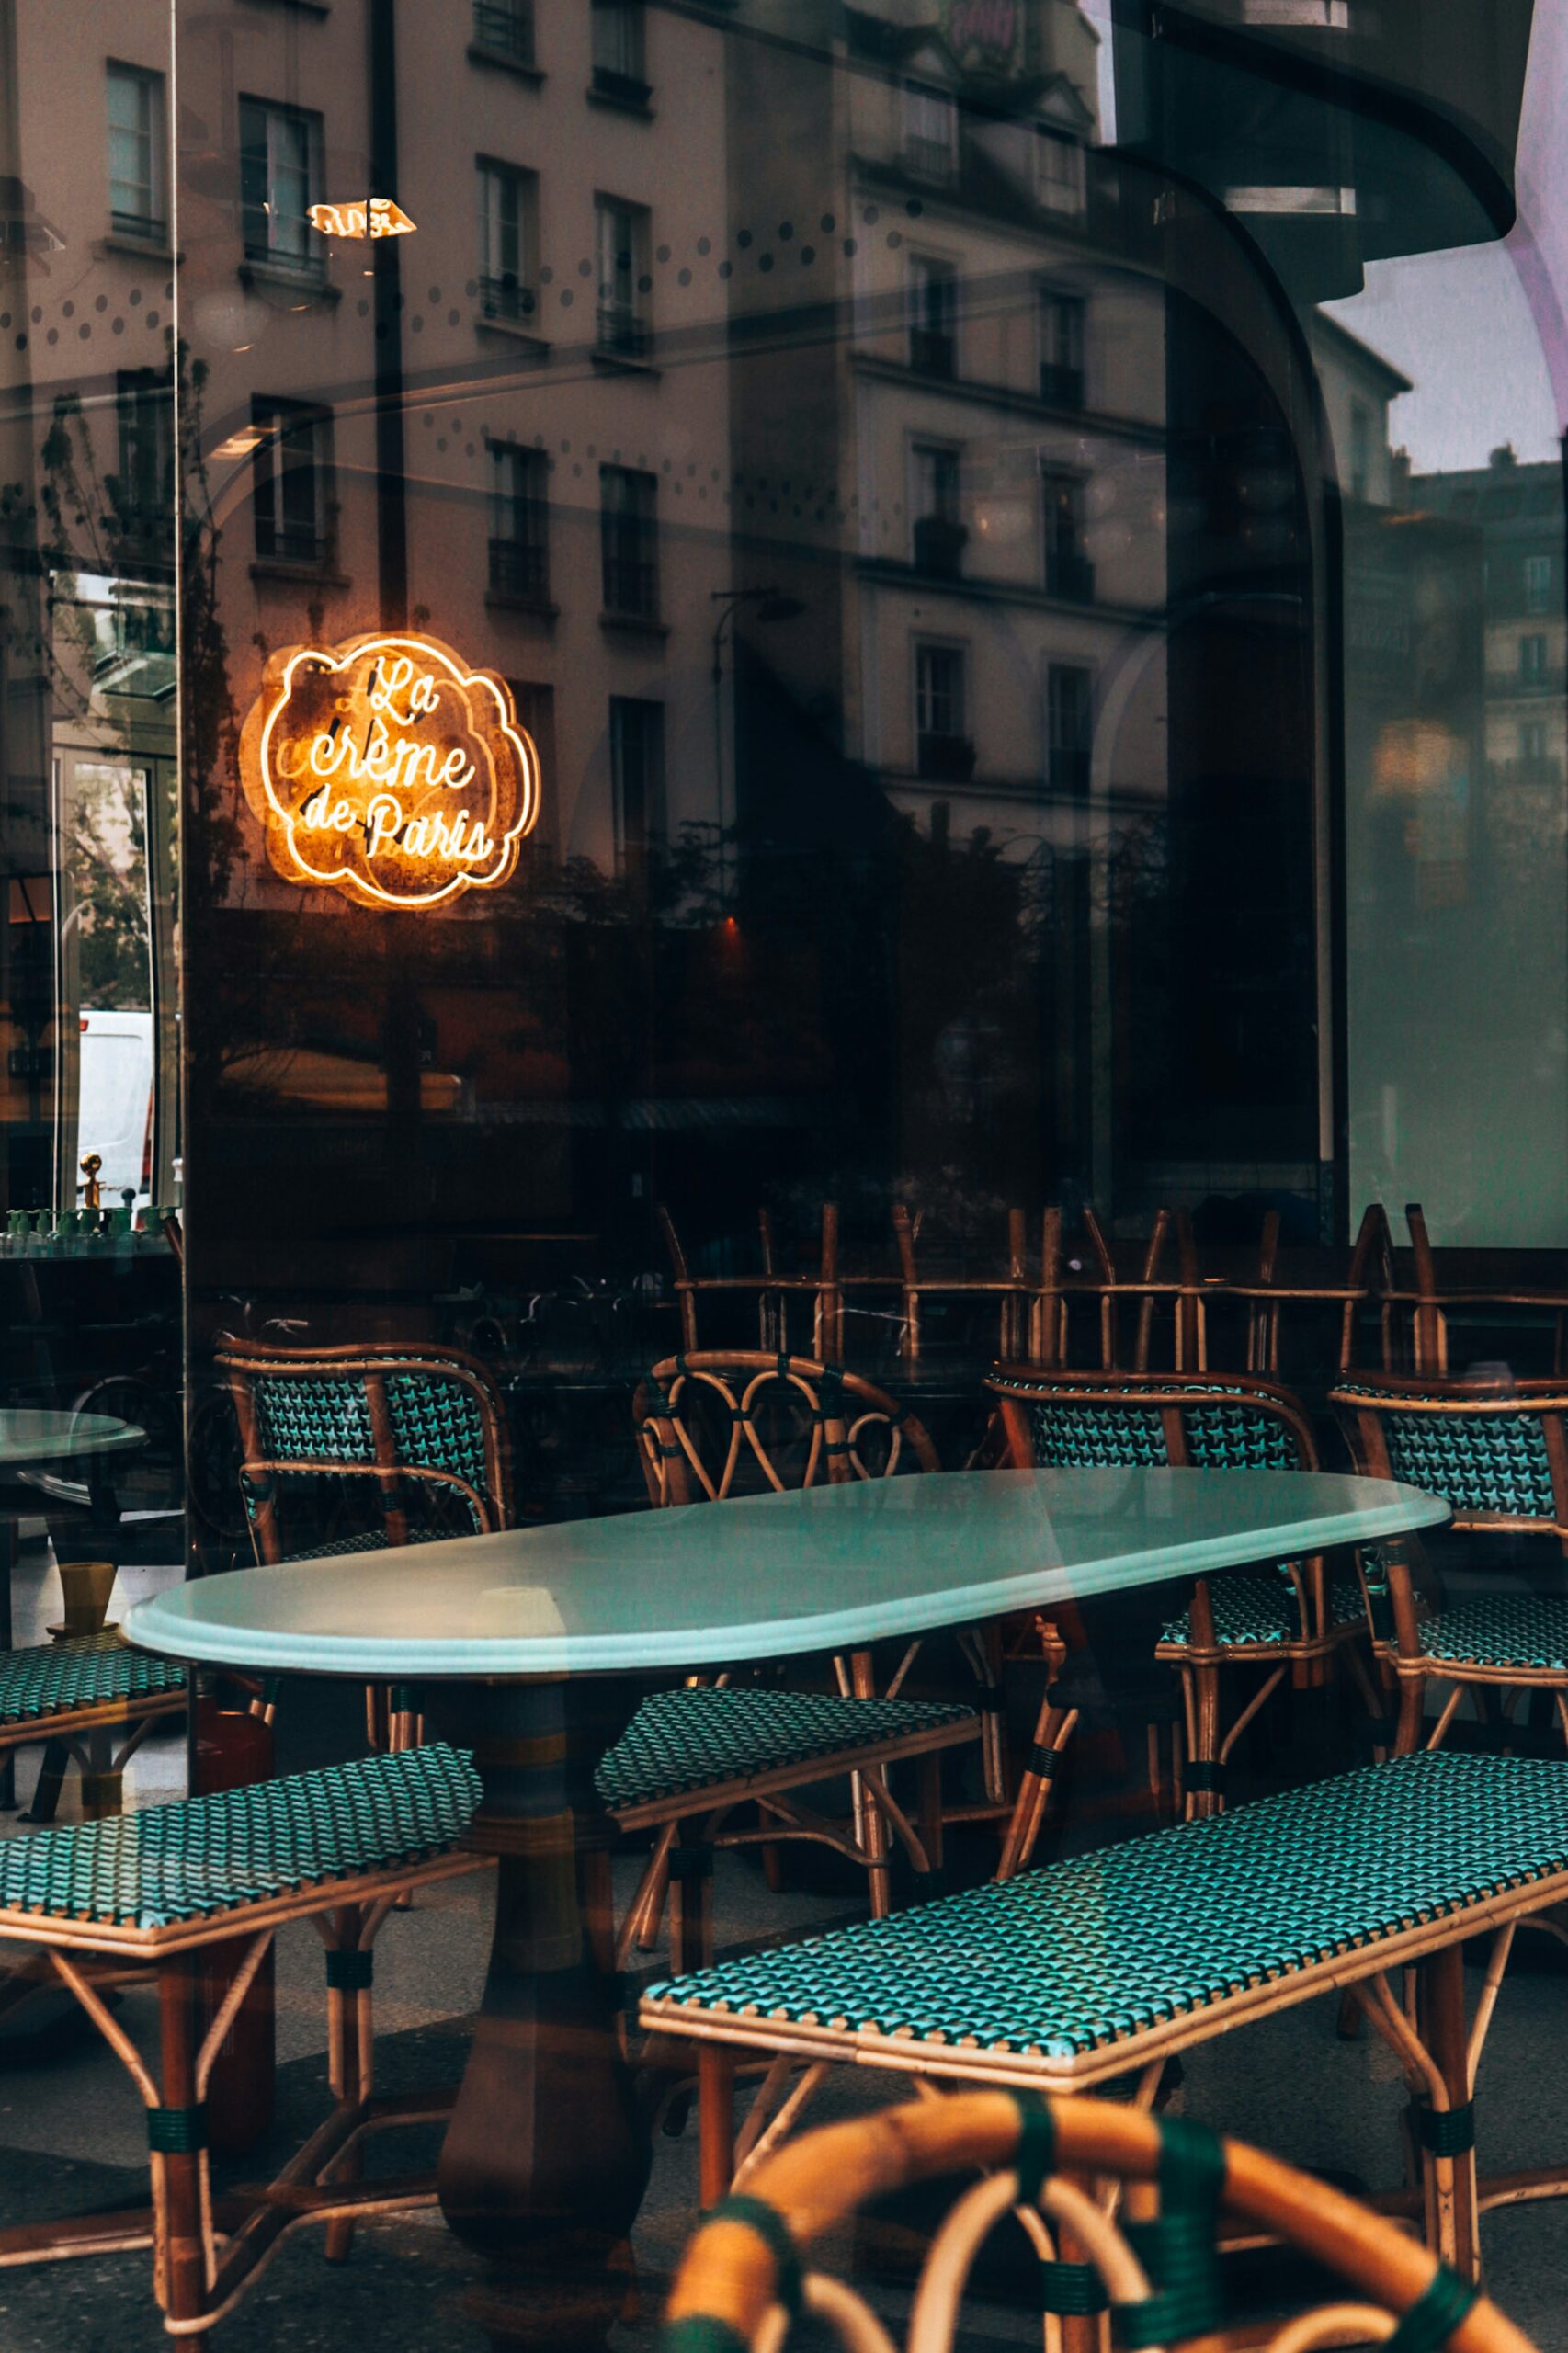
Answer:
661, 2092, 1532, 2353
1332, 1370, 1568, 1756
987, 1369, 1372, 1816
620, 1354, 984, 1960
218, 1341, 516, 1751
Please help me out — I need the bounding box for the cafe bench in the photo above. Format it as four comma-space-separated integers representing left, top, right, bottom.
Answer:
0, 1739, 485, 2344
641, 1748, 1568, 2282
0, 1636, 187, 1819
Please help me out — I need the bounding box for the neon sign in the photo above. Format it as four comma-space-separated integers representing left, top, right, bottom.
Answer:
307, 198, 417, 240
240, 632, 540, 910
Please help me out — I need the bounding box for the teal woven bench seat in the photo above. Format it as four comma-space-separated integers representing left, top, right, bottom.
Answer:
0, 1741, 481, 1943
642, 1752, 1568, 2079
0, 1638, 187, 1731
1158, 1573, 1364, 1651
597, 1687, 978, 1818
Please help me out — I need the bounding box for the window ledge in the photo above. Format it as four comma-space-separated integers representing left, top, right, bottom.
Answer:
97, 233, 175, 267
599, 610, 669, 641
468, 44, 544, 82
250, 560, 351, 590
485, 592, 559, 621
585, 84, 654, 119
239, 260, 340, 305
591, 347, 660, 379
242, 0, 331, 14
475, 318, 551, 356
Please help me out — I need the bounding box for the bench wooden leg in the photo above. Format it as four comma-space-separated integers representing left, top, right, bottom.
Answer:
1393, 1673, 1428, 1757
669, 1832, 714, 1976
324, 1910, 370, 2266
698, 2046, 735, 2208
24, 1737, 71, 1824
1416, 1939, 1481, 2279
157, 1959, 212, 2346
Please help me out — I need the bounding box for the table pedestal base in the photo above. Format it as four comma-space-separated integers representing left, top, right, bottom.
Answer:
433, 1679, 649, 2352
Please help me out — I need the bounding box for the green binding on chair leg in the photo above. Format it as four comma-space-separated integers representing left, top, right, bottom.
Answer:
1118, 2115, 1227, 2349
1182, 1758, 1224, 1795
1007, 2094, 1111, 2319
1409, 2100, 1475, 2156
325, 1949, 374, 1991
702, 2195, 801, 2315
1384, 2266, 1479, 2353
147, 2104, 207, 2154
660, 2322, 749, 2353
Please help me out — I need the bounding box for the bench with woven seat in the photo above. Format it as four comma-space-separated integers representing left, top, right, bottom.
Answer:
642, 1748, 1568, 2281
0, 1739, 485, 2344
0, 1633, 187, 1813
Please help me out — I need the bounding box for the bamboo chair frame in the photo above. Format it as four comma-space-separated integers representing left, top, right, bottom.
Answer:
625, 1352, 987, 1962
1377, 1204, 1568, 1379
1332, 1369, 1568, 1756
658, 1205, 845, 1362
986, 1367, 1369, 1816
662, 2092, 1535, 2353
0, 1846, 484, 2342
1224, 1200, 1395, 1380
218, 1340, 515, 1752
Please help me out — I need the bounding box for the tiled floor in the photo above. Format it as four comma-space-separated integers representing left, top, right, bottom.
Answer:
1, 1534, 1565, 2349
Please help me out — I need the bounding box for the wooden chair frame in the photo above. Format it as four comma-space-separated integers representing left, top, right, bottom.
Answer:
625, 1352, 990, 1954
217, 1340, 513, 1751
987, 1368, 1375, 1816
662, 2092, 1535, 2353
1332, 1369, 1568, 1755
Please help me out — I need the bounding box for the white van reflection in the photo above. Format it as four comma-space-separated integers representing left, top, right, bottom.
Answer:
78, 1008, 153, 1204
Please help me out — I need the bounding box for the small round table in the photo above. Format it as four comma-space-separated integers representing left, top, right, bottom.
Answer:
127, 1465, 1448, 2349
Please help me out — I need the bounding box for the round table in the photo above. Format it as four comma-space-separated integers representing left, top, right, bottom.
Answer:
0, 1408, 145, 1473
127, 1465, 1448, 2348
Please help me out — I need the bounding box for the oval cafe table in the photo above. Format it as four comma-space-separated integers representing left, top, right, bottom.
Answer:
126, 1464, 1449, 2351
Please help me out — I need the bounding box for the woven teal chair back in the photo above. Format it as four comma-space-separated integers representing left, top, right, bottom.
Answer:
1332, 1373, 1568, 1533
634, 1350, 940, 1507
219, 1343, 514, 1563
985, 1368, 1317, 1477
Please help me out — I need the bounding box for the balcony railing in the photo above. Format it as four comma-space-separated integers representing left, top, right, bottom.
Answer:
904, 135, 957, 183
472, 1, 534, 63
909, 328, 957, 380
256, 519, 326, 566
480, 273, 538, 325
603, 554, 659, 620
1039, 361, 1085, 410
597, 303, 652, 360
110, 208, 167, 246
489, 537, 549, 602
592, 63, 653, 105
916, 733, 976, 783
1046, 551, 1096, 603
912, 516, 967, 581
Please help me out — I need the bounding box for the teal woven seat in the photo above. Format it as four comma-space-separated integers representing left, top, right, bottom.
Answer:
643, 1751, 1568, 2062
281, 1525, 462, 1563
1398, 1593, 1568, 1675
0, 1639, 186, 1728
1159, 1574, 1364, 1650
0, 1742, 480, 1931
596, 1687, 978, 1815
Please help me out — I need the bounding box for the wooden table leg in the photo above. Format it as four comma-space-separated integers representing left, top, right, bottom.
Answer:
435, 1677, 650, 2353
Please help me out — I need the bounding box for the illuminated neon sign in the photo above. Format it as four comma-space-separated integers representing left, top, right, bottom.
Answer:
239, 632, 540, 910
307, 198, 417, 239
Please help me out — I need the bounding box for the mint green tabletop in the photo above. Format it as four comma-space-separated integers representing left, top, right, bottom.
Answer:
125, 1468, 1448, 1680
0, 1410, 144, 1470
